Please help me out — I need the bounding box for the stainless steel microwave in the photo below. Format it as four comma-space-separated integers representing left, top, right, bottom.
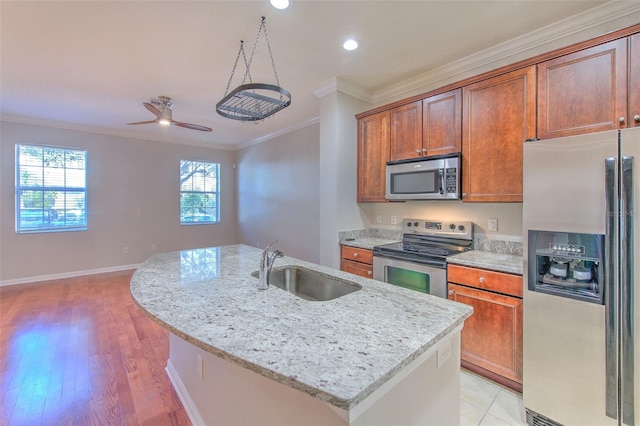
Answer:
385, 153, 461, 200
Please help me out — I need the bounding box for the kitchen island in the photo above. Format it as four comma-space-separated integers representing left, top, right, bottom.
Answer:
130, 244, 472, 425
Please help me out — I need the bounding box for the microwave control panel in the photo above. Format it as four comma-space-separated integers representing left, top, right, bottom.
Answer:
445, 167, 458, 193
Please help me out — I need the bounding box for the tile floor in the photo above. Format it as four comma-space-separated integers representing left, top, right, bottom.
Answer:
460, 370, 527, 426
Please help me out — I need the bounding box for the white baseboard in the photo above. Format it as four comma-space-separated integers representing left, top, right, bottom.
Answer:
0, 263, 141, 287
165, 360, 205, 426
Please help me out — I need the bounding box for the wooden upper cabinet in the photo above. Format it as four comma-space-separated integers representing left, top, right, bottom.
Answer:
462, 66, 536, 202
422, 88, 462, 156
389, 91, 462, 162
629, 33, 640, 128
357, 111, 390, 202
390, 101, 423, 161
537, 38, 628, 138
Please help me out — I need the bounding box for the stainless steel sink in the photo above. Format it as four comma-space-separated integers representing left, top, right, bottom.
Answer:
252, 266, 362, 301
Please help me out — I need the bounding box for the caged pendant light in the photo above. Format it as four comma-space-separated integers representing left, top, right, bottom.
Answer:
216, 16, 291, 122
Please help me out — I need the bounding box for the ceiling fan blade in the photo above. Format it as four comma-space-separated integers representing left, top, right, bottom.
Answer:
127, 119, 158, 125
174, 121, 212, 132
143, 102, 164, 119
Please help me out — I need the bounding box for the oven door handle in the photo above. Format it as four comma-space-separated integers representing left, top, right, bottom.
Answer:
438, 168, 445, 195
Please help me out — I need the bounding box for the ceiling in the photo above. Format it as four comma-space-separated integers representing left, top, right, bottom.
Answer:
0, 1, 632, 150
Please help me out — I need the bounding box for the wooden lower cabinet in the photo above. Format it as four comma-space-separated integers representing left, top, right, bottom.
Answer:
340, 246, 373, 278
447, 265, 523, 391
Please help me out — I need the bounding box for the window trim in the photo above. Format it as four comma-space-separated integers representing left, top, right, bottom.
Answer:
179, 160, 220, 225
15, 143, 88, 234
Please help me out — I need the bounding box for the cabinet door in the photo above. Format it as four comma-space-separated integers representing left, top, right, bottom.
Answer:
357, 111, 390, 202
390, 101, 423, 162
537, 38, 628, 138
422, 89, 462, 156
630, 33, 640, 128
341, 259, 373, 279
462, 66, 536, 202
448, 283, 523, 386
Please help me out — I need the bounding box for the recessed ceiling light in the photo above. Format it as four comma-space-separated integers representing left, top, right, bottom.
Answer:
343, 39, 359, 51
270, 0, 289, 9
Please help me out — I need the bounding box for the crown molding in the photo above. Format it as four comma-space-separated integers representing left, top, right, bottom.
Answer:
313, 77, 374, 103
373, 1, 640, 105
234, 115, 320, 151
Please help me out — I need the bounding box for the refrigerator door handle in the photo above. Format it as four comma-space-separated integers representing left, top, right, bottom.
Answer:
620, 156, 634, 426
604, 157, 618, 420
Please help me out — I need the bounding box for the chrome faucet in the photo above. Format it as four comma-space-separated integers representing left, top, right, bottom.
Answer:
258, 240, 284, 290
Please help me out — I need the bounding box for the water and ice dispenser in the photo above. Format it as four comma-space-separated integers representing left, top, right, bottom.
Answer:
528, 230, 605, 304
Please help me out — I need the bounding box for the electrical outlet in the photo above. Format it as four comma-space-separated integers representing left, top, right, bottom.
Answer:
151, 244, 157, 251
376, 215, 383, 224
488, 218, 498, 232
391, 216, 397, 225
123, 246, 129, 254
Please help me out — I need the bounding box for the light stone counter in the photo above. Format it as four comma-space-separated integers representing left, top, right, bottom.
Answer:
447, 250, 524, 275
130, 244, 472, 414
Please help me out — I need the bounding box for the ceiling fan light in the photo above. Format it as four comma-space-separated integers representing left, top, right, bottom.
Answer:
159, 118, 171, 126
270, 0, 289, 9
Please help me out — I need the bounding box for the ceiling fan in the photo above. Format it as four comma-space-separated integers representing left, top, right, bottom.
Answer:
127, 96, 212, 132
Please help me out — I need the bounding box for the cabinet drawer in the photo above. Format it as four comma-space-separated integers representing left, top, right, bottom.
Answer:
447, 264, 522, 298
341, 259, 373, 279
340, 246, 373, 265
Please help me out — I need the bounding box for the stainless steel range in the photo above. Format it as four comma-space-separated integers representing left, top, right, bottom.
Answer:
373, 219, 473, 298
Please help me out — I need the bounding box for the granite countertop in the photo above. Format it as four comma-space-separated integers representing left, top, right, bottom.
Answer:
130, 244, 472, 411
447, 250, 524, 275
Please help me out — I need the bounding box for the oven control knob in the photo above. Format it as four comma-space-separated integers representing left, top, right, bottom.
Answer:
458, 225, 465, 232
413, 221, 419, 227
407, 222, 412, 227
449, 223, 456, 230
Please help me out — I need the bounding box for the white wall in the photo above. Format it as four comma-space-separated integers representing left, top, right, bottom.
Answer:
0, 122, 237, 283
318, 89, 371, 268
236, 123, 320, 263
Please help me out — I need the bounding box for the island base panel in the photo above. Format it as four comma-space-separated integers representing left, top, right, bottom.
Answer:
166, 332, 461, 425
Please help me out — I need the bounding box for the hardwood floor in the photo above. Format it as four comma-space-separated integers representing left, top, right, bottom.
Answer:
0, 271, 190, 425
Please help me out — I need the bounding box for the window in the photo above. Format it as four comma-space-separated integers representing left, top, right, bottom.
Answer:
15, 144, 87, 233
180, 160, 219, 224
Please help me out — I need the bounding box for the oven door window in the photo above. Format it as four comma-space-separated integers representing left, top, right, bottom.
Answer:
390, 169, 439, 195
385, 266, 430, 293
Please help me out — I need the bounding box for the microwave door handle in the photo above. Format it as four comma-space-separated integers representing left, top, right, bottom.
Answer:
438, 168, 444, 195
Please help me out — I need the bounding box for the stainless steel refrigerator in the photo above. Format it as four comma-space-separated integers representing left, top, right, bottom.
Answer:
523, 127, 639, 425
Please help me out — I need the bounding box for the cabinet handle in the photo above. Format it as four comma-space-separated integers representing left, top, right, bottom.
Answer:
416, 150, 422, 154
479, 277, 485, 283
422, 148, 427, 153
353, 252, 359, 257
448, 290, 454, 296
619, 117, 626, 124
634, 115, 640, 123
462, 193, 468, 198
367, 271, 372, 276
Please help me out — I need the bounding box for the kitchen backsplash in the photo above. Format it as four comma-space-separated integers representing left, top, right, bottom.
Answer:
338, 228, 402, 242
474, 237, 523, 256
